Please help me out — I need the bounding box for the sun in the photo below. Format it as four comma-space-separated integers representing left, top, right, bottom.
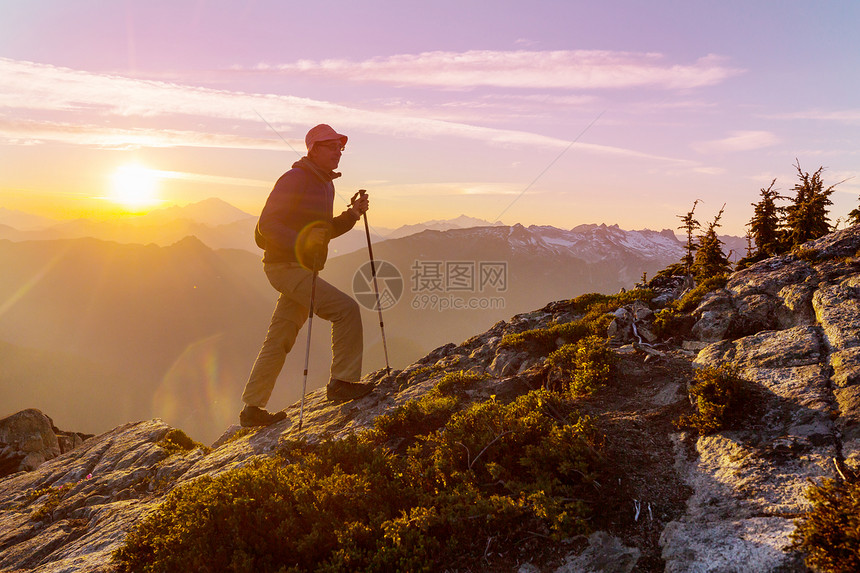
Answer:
110, 164, 161, 209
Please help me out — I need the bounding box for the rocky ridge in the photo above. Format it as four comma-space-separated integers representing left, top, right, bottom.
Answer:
1, 226, 859, 572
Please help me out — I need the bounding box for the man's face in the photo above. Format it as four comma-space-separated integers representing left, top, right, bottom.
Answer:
308, 139, 344, 171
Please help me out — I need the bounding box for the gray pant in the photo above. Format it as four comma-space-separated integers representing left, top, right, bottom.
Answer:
242, 262, 363, 408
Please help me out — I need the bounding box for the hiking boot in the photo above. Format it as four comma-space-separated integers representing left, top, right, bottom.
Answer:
239, 405, 287, 427
326, 379, 374, 402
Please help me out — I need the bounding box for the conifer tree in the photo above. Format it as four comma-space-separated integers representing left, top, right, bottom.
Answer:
748, 179, 783, 256
783, 161, 837, 248
744, 231, 754, 258
677, 200, 700, 275
849, 202, 860, 227
692, 204, 731, 281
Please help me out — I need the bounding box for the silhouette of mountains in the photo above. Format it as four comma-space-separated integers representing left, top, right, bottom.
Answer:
1, 199, 746, 443
0, 199, 258, 251
0, 236, 274, 442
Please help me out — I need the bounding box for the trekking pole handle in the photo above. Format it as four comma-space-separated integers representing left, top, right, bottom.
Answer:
350, 189, 368, 210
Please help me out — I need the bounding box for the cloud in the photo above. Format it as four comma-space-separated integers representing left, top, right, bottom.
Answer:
694, 131, 780, 154
766, 109, 860, 124
0, 118, 287, 151
258, 50, 743, 90
0, 57, 689, 164
154, 169, 271, 188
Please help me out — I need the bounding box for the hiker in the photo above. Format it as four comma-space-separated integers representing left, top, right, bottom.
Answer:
239, 124, 374, 428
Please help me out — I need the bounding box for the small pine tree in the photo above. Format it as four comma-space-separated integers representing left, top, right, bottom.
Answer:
850, 205, 860, 227
748, 179, 783, 256
744, 231, 754, 258
783, 161, 838, 248
677, 200, 701, 275
692, 204, 731, 281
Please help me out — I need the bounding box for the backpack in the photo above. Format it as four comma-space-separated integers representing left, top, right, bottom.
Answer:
254, 221, 267, 250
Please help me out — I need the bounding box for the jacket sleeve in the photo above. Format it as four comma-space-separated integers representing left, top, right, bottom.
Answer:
330, 208, 360, 239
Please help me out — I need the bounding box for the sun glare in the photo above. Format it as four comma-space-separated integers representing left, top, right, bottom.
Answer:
110, 164, 161, 209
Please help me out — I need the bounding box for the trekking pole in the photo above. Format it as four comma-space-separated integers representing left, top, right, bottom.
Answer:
297, 257, 320, 431
357, 190, 391, 374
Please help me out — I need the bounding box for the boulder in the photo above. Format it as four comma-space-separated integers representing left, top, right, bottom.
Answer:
813, 279, 860, 351
0, 409, 61, 476
556, 531, 640, 573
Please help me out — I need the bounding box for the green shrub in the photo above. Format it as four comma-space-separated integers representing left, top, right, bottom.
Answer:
434, 369, 490, 396
652, 307, 687, 339
500, 289, 652, 354
159, 428, 208, 456
793, 246, 820, 262
734, 251, 769, 271
26, 482, 75, 521
115, 435, 414, 573
372, 392, 460, 444
790, 478, 860, 573
675, 365, 749, 435
411, 390, 600, 540
675, 275, 728, 313
650, 275, 727, 339
655, 262, 687, 278
113, 390, 602, 572
372, 369, 491, 444
567, 289, 654, 314
546, 335, 615, 396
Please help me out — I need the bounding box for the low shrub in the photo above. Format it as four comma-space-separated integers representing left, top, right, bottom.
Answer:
675, 365, 749, 435
372, 369, 489, 444
546, 335, 615, 397
500, 289, 652, 354
26, 482, 75, 521
734, 251, 769, 271
674, 275, 728, 313
407, 390, 600, 541
113, 390, 602, 572
567, 289, 653, 314
650, 275, 727, 340
434, 369, 490, 396
158, 428, 208, 456
372, 391, 460, 443
790, 478, 860, 573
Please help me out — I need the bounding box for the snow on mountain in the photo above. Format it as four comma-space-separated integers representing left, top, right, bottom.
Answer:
457, 223, 685, 264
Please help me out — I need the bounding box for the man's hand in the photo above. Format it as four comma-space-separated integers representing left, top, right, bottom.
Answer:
349, 190, 370, 218
306, 226, 330, 271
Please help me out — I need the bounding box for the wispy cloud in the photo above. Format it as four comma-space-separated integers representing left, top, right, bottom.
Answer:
766, 109, 860, 124
0, 118, 286, 150
0, 57, 688, 163
693, 130, 780, 154
254, 50, 743, 90
154, 169, 271, 188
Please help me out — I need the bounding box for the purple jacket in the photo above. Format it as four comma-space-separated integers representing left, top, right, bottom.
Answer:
256, 157, 358, 264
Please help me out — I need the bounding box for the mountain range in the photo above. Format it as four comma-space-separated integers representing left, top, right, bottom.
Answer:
0, 198, 745, 257
0, 198, 743, 443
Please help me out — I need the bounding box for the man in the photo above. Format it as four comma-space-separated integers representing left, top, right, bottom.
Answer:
239, 124, 373, 427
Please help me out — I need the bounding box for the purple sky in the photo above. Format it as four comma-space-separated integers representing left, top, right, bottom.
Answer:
1, 0, 858, 234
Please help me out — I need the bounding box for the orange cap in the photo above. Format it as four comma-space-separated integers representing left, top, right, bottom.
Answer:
305, 124, 348, 151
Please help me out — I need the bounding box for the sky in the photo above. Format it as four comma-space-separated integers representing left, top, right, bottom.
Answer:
1, 0, 858, 235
